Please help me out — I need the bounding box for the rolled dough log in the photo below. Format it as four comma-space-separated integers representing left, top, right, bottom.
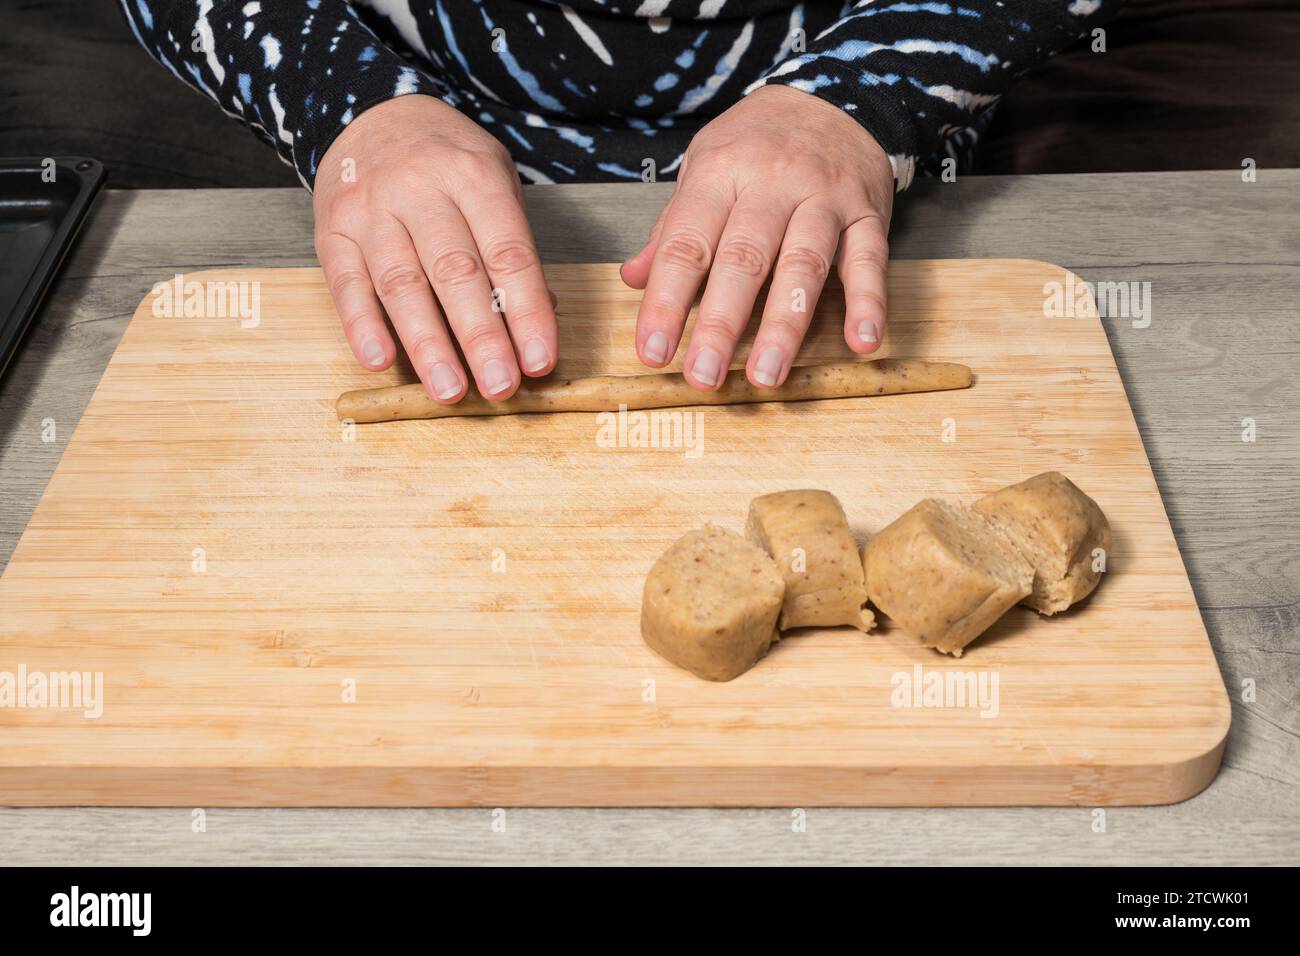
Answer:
641, 525, 785, 681
336, 359, 973, 422
972, 471, 1112, 615
745, 490, 874, 631
863, 499, 1033, 656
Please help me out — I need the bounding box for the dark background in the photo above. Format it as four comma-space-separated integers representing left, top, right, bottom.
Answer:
1, 0, 1298, 187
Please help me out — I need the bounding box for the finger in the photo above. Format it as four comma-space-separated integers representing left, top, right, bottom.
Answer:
683, 195, 793, 390
633, 176, 733, 369
621, 150, 693, 289
747, 202, 841, 388
405, 201, 521, 400
839, 214, 890, 353
620, 197, 673, 290
317, 232, 396, 371
358, 221, 468, 404
457, 183, 557, 377
511, 179, 560, 311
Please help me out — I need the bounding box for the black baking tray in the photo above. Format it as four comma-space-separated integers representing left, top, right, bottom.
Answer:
0, 157, 106, 378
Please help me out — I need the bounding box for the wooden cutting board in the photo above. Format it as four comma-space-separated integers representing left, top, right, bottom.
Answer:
0, 260, 1229, 807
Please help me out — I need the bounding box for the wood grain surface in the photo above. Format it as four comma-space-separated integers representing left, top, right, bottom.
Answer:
0, 259, 1229, 807
0, 173, 1295, 862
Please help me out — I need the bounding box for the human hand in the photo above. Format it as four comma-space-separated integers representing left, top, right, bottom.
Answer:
621, 84, 894, 390
314, 95, 555, 402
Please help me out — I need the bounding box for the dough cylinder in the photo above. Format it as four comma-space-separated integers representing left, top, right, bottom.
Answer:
336, 359, 973, 423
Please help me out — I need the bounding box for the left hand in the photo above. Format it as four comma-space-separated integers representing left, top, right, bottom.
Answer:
621, 84, 895, 390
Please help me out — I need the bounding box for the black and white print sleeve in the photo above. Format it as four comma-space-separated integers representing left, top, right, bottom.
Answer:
117, 0, 454, 187
118, 1, 1121, 191
754, 0, 1121, 188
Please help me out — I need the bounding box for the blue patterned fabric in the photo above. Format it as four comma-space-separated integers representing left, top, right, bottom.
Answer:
118, 0, 1119, 190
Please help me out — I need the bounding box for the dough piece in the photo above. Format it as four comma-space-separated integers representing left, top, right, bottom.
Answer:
863, 499, 1033, 656
972, 471, 1112, 615
641, 525, 785, 681
336, 359, 973, 422
745, 490, 874, 631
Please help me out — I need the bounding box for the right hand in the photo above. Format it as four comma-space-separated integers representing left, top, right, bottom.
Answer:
313, 94, 556, 403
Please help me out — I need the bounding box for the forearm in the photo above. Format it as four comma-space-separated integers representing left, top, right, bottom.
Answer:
754, 0, 1123, 189
117, 0, 454, 188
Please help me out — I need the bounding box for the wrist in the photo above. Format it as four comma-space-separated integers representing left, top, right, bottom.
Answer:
317, 92, 459, 189
314, 84, 454, 191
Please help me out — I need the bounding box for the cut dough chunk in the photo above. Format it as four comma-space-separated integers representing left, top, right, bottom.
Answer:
641, 525, 786, 681
745, 490, 874, 631
863, 499, 1033, 656
973, 471, 1112, 615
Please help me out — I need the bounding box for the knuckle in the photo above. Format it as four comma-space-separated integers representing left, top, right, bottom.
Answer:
318, 198, 366, 237
328, 268, 371, 301
848, 243, 889, 272
692, 312, 742, 343
848, 289, 888, 316
473, 138, 513, 166
693, 144, 734, 172
492, 144, 517, 170
482, 240, 539, 278
646, 290, 688, 323
374, 264, 426, 299
764, 151, 799, 179
501, 301, 550, 329
778, 245, 831, 282
444, 145, 512, 186
455, 321, 508, 356
659, 231, 714, 272
339, 310, 378, 337
846, 223, 889, 271
406, 328, 447, 359
716, 237, 770, 279
429, 248, 482, 285
760, 314, 804, 343
434, 154, 477, 187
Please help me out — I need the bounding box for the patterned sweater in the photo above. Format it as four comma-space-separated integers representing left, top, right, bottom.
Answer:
118, 0, 1118, 190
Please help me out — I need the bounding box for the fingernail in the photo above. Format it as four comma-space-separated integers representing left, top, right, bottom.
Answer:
483, 358, 513, 395
857, 320, 880, 345
522, 337, 550, 373
644, 330, 669, 364
691, 348, 722, 388
430, 363, 462, 400
362, 337, 386, 367
754, 345, 784, 387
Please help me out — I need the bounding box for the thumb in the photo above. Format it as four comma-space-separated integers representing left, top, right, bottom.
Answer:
620, 198, 673, 290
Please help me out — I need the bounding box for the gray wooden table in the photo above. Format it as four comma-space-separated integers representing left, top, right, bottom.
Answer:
1, 171, 1297, 865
